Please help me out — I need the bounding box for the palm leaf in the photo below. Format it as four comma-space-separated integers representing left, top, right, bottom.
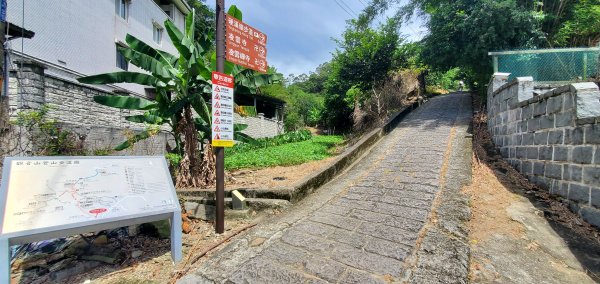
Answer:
228, 5, 243, 20
114, 130, 152, 151
125, 34, 177, 68
117, 46, 172, 79
164, 19, 191, 60
93, 95, 157, 110
78, 72, 159, 86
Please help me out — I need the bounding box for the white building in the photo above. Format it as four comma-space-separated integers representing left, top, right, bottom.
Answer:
6, 0, 190, 96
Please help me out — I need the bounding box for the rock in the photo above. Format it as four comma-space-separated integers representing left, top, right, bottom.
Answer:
131, 250, 143, 258
186, 203, 216, 221
127, 225, 140, 237
49, 261, 101, 282
250, 237, 266, 247
81, 254, 120, 264
63, 238, 89, 256
48, 258, 74, 272
12, 254, 48, 270
92, 235, 108, 246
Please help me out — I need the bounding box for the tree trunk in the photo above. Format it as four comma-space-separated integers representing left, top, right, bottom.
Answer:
175, 105, 215, 188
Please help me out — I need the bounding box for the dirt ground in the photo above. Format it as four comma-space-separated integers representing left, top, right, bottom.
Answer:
11, 145, 339, 284
227, 156, 337, 189
465, 95, 600, 283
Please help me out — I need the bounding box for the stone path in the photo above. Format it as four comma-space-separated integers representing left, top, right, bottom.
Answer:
179, 93, 473, 284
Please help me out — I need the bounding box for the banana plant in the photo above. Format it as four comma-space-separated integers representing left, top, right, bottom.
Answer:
76, 6, 274, 187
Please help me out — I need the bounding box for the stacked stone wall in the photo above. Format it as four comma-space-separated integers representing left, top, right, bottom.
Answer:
7, 60, 168, 155
487, 73, 600, 226
234, 113, 284, 139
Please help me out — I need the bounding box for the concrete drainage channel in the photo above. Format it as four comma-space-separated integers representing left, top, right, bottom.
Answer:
178, 99, 425, 221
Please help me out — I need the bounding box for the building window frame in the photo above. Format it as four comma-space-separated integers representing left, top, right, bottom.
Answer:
116, 0, 129, 20
116, 44, 129, 70
153, 24, 163, 45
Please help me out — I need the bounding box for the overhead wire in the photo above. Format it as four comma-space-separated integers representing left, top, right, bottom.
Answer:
338, 0, 358, 17
333, 0, 355, 18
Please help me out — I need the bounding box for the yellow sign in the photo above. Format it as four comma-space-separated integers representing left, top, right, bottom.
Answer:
212, 140, 234, 147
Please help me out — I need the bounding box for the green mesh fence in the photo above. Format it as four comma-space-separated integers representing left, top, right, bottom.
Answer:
489, 47, 600, 83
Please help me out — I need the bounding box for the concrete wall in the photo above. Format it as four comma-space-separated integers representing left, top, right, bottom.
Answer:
234, 113, 284, 139
487, 73, 600, 227
6, 0, 186, 95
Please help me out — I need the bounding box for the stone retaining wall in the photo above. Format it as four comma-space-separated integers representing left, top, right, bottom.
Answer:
487, 73, 600, 226
6, 60, 169, 155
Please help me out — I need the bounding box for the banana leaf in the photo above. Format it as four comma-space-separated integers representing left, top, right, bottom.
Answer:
93, 95, 157, 110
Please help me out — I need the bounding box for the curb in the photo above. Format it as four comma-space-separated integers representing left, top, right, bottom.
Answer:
177, 100, 422, 204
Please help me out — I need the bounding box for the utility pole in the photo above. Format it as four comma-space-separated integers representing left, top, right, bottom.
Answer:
215, 0, 225, 234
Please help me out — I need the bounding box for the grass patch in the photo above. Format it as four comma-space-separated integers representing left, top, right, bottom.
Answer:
225, 135, 344, 170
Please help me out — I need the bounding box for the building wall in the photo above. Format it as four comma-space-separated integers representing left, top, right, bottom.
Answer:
487, 73, 600, 227
6, 0, 186, 95
234, 113, 284, 139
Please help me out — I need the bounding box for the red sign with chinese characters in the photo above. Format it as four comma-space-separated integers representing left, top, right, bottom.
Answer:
211, 72, 235, 147
225, 14, 268, 73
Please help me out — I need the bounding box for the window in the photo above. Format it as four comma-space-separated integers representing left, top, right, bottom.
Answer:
116, 45, 128, 70
153, 25, 163, 45
115, 0, 128, 20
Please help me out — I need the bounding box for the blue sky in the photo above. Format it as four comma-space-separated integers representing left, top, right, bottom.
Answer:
207, 1, 427, 77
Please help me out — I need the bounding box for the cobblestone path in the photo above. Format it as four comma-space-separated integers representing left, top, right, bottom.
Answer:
179, 93, 473, 284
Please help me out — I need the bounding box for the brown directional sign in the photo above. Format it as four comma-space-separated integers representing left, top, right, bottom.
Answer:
226, 14, 268, 73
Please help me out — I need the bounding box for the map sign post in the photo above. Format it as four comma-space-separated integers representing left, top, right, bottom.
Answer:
0, 156, 182, 282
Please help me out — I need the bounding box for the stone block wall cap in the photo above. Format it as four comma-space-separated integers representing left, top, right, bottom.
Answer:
516, 76, 534, 82
12, 59, 47, 69
493, 72, 511, 78
570, 82, 599, 92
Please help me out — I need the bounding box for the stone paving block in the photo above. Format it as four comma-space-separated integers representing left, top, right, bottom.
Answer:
339, 269, 387, 284
293, 220, 337, 238
309, 212, 362, 231
402, 184, 439, 194
302, 256, 347, 283
385, 215, 426, 232
261, 241, 309, 267
573, 146, 594, 164
228, 257, 312, 284
330, 198, 377, 211
364, 237, 412, 261
384, 189, 435, 201
414, 228, 470, 279
347, 186, 388, 196
381, 195, 432, 209
356, 221, 418, 246
331, 243, 404, 277
583, 166, 600, 185
281, 229, 336, 255
344, 192, 384, 202
373, 202, 430, 222
319, 204, 353, 216
347, 208, 392, 223
327, 228, 370, 249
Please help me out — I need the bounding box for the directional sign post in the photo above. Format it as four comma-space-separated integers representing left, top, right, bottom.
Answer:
225, 14, 268, 73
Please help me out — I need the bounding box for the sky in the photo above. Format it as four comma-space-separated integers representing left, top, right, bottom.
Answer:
206, 1, 427, 77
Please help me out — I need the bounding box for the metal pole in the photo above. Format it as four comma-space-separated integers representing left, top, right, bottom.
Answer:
215, 0, 225, 234
583, 53, 588, 80
493, 56, 498, 73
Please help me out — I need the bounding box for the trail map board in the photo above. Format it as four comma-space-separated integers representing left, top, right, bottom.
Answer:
0, 156, 182, 281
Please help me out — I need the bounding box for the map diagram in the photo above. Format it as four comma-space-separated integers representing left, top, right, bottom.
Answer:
2, 157, 177, 234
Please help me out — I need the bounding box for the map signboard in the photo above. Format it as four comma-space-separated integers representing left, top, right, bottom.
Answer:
0, 156, 182, 282
211, 71, 235, 147
225, 14, 268, 73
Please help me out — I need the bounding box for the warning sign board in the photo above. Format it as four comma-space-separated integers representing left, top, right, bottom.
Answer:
226, 14, 268, 73
211, 72, 235, 147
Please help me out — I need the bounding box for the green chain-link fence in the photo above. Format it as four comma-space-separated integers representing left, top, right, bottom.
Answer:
489, 47, 600, 83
